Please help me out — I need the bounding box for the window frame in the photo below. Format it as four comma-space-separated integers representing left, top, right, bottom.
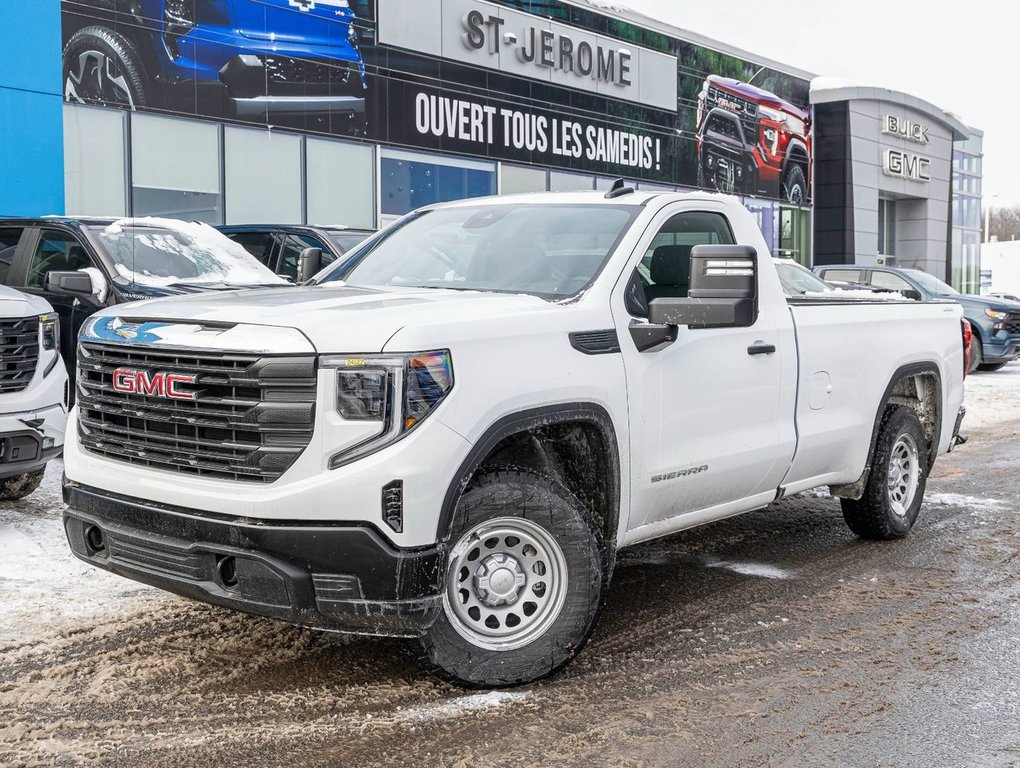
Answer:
18, 226, 98, 292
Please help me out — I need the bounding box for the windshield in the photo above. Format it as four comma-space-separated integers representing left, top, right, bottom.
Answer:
903, 269, 959, 296
325, 204, 637, 298
775, 260, 833, 295
92, 218, 286, 288
329, 232, 373, 253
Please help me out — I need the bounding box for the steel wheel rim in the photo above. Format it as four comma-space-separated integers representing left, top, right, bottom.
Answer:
887, 432, 920, 517
64, 50, 136, 109
444, 516, 568, 652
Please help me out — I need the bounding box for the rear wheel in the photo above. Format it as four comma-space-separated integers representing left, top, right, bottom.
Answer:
0, 469, 45, 501
414, 468, 603, 687
841, 406, 928, 540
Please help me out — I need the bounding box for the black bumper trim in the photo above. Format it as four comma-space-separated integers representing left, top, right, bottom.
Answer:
62, 480, 445, 637
0, 430, 60, 479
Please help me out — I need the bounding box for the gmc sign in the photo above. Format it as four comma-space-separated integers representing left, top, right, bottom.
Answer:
112, 369, 198, 400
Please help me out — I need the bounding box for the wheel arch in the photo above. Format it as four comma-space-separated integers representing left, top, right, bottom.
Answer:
439, 404, 622, 577
830, 362, 943, 500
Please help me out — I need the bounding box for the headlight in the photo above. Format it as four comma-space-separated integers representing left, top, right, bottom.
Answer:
40, 314, 59, 352
985, 308, 1009, 320
759, 106, 787, 124
325, 350, 454, 468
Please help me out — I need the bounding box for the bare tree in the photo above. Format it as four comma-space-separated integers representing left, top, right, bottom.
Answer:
984, 206, 1020, 242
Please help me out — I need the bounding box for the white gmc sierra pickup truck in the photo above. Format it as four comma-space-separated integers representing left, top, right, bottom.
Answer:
0, 286, 66, 499
62, 189, 968, 687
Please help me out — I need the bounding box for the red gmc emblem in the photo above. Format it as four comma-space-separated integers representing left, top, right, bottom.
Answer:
111, 369, 198, 400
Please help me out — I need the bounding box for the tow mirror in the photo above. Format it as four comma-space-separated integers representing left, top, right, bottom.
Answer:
297, 247, 323, 284
46, 270, 107, 305
631, 245, 758, 352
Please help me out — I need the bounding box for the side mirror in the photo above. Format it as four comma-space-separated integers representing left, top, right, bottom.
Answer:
648, 245, 758, 329
45, 270, 107, 305
297, 247, 323, 284
902, 288, 922, 301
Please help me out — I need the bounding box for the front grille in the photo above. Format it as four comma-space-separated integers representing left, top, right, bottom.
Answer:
77, 342, 317, 483
1004, 313, 1020, 334
705, 85, 759, 143
0, 316, 40, 394
264, 56, 353, 94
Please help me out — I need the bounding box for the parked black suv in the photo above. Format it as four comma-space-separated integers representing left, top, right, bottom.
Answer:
218, 225, 374, 281
0, 217, 286, 376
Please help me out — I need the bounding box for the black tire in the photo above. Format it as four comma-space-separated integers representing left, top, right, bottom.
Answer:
63, 26, 148, 110
782, 164, 807, 205
841, 406, 929, 540
414, 467, 603, 688
0, 469, 45, 501
978, 362, 1008, 372
969, 337, 984, 374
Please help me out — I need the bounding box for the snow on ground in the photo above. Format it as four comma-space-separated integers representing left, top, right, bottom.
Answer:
962, 360, 1020, 429
0, 459, 163, 647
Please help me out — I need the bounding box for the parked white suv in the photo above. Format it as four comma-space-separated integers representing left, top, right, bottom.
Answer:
0, 286, 67, 499
62, 189, 967, 686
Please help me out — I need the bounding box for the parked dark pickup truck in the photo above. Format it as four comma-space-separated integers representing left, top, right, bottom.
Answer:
219, 224, 374, 282
815, 265, 1020, 372
0, 217, 286, 377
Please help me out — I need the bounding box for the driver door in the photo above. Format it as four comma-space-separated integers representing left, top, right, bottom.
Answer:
613, 204, 792, 533
16, 228, 101, 368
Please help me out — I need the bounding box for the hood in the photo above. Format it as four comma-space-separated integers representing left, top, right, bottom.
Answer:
708, 75, 810, 122
230, 0, 356, 47
954, 293, 1020, 313
0, 285, 52, 318
93, 284, 561, 354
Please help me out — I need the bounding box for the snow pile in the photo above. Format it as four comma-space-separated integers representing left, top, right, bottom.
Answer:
394, 691, 531, 725
0, 461, 161, 646
963, 362, 1020, 429
705, 559, 795, 580
98, 217, 286, 289
802, 289, 903, 300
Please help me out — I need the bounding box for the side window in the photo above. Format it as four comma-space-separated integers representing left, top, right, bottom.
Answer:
278, 234, 328, 281
0, 227, 25, 285
638, 211, 735, 304
820, 269, 864, 284
869, 272, 912, 292
226, 232, 276, 267
26, 230, 93, 289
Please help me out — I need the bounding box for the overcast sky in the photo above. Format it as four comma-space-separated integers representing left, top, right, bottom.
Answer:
608, 0, 1011, 206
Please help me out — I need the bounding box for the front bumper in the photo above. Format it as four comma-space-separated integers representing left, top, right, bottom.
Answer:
63, 480, 445, 637
983, 339, 1020, 363
231, 94, 366, 119
0, 403, 66, 479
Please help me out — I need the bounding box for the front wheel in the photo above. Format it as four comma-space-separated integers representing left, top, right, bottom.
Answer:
841, 406, 929, 540
968, 337, 984, 373
413, 468, 604, 687
0, 469, 45, 501
63, 26, 148, 109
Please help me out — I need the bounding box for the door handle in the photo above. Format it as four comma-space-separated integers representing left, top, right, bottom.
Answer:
747, 342, 776, 356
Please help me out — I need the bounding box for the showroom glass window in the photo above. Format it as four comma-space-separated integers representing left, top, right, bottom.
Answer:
878, 199, 897, 256
225, 127, 303, 224
64, 104, 127, 217
132, 113, 222, 224
381, 149, 496, 218
307, 138, 375, 229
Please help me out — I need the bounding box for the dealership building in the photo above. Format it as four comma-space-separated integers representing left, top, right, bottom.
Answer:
0, 0, 982, 289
